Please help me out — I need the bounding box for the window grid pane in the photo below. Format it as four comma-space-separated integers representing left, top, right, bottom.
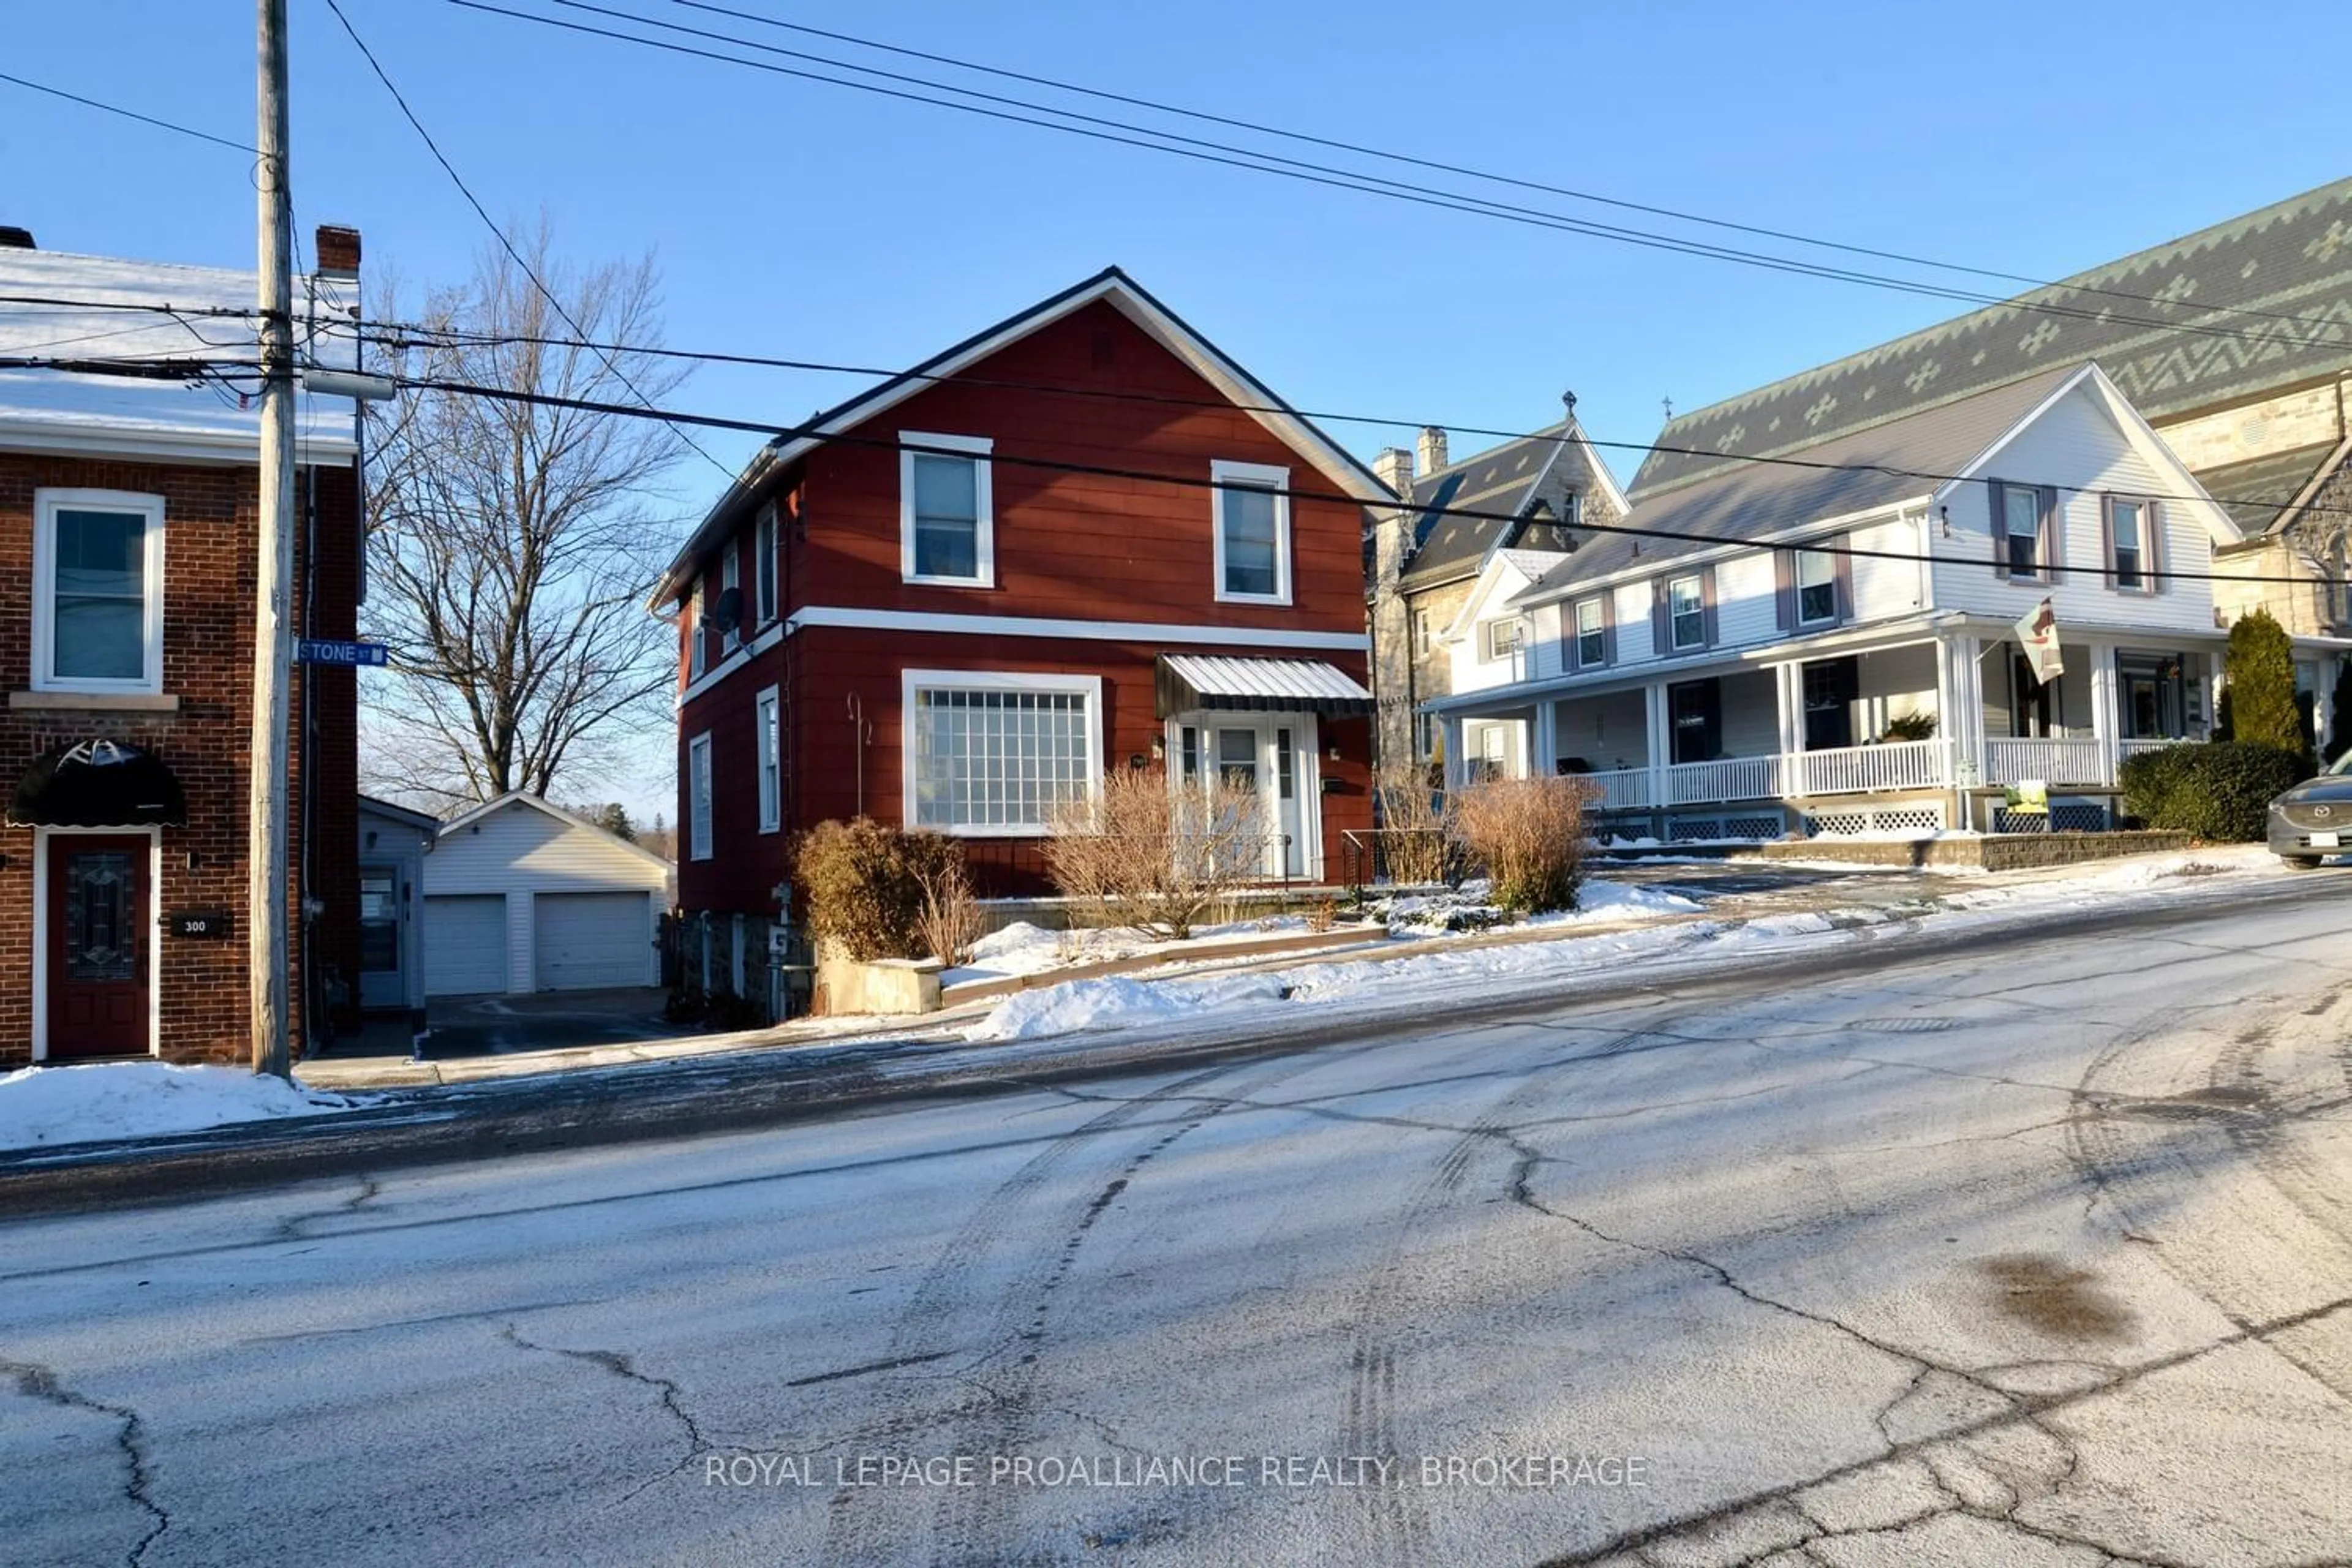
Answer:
913, 687, 1089, 831
1220, 484, 1280, 596
52, 508, 148, 680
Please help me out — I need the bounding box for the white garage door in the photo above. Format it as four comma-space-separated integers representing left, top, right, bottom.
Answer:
534, 892, 654, 990
423, 895, 508, 996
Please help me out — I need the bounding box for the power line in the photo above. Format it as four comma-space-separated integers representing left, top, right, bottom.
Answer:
345, 314, 2352, 529
320, 0, 737, 482
374, 366, 2344, 590
12, 293, 2348, 527
0, 69, 257, 153
658, 0, 2351, 347
451, 0, 2352, 359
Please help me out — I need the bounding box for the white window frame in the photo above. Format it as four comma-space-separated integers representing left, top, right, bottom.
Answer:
1796, 549, 1838, 627
719, 546, 741, 652
754, 502, 777, 625
2109, 496, 2154, 595
1669, 573, 1706, 652
1574, 596, 1606, 667
32, 488, 167, 695
1210, 458, 1293, 606
1412, 608, 1431, 657
1998, 483, 2044, 581
687, 731, 713, 861
754, 685, 780, 834
900, 669, 1103, 838
1482, 616, 1524, 662
688, 576, 707, 680
899, 431, 995, 587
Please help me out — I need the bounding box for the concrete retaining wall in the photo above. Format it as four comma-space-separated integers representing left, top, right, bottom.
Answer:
1751, 831, 2195, 870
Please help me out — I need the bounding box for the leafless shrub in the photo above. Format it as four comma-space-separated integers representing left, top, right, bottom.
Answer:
1374, 761, 1452, 885
912, 850, 986, 968
1445, 776, 1594, 914
1042, 771, 1267, 940
796, 818, 968, 961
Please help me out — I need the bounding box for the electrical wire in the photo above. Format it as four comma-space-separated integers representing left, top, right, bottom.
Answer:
0, 69, 256, 153
322, 0, 738, 482
453, 0, 2352, 358
659, 0, 2348, 345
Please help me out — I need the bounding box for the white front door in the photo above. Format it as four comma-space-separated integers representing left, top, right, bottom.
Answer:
1176, 714, 1316, 878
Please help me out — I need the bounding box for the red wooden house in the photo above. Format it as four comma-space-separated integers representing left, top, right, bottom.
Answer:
655, 270, 1389, 1000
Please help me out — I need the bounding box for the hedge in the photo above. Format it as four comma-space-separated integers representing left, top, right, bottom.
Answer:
794, 817, 967, 960
2116, 742, 2310, 842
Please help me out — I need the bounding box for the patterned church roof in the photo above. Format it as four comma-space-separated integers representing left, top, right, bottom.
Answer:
1632, 178, 2352, 500
1400, 421, 1575, 587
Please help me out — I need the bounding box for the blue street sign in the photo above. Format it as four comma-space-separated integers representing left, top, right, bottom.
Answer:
295, 638, 390, 668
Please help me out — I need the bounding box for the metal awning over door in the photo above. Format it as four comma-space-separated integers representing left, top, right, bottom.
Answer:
1154, 654, 1375, 718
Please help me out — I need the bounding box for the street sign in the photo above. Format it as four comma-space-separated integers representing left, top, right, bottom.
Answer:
295, 638, 388, 668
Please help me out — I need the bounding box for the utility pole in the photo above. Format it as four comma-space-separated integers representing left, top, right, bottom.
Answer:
251, 0, 295, 1079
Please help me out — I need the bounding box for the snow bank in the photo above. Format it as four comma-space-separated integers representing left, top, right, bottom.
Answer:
943, 915, 1314, 986
0, 1062, 369, 1150
967, 973, 1288, 1042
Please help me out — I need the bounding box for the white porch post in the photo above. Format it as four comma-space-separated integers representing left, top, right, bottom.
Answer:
1775, 662, 1806, 797
2089, 644, 2122, 786
1532, 701, 1558, 780
1442, 715, 1467, 791
1644, 682, 1671, 812
2314, 659, 2338, 757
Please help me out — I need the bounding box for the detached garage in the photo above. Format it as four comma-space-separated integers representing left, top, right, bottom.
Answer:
421, 794, 676, 997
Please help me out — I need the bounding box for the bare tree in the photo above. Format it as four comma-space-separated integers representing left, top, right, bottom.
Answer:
361, 224, 689, 810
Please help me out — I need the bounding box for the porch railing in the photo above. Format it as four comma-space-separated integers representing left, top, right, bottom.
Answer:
1983, 736, 2109, 786
1667, 753, 1782, 804
1790, 738, 1951, 797
2116, 737, 2182, 762
1583, 766, 1655, 811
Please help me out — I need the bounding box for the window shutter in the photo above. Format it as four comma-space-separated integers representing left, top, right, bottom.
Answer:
1833, 534, 1855, 622
1651, 578, 1668, 655
1700, 566, 1719, 646
1563, 609, 1581, 672
2098, 495, 2116, 592
1774, 549, 1795, 631
1601, 592, 1617, 666
2146, 501, 2164, 593
2038, 486, 2062, 583
1989, 479, 2010, 579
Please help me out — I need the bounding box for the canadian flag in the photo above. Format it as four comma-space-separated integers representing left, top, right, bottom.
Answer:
2013, 597, 2064, 684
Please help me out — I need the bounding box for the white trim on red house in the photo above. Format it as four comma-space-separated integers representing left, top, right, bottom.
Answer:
687, 734, 713, 861
755, 684, 781, 834
899, 431, 997, 587
31, 488, 168, 697
1209, 458, 1293, 607
783, 605, 1367, 650
29, 825, 164, 1063
900, 668, 1105, 839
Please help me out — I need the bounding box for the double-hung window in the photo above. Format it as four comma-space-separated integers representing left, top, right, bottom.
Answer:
34, 489, 165, 694
1668, 573, 1706, 652
1482, 617, 1524, 663
1796, 549, 1838, 626
1997, 482, 2046, 580
1574, 596, 1607, 668
688, 577, 707, 680
754, 502, 778, 625
719, 546, 741, 653
687, 733, 713, 861
900, 432, 994, 586
755, 685, 780, 834
2108, 497, 2152, 592
903, 671, 1101, 835
1212, 459, 1292, 604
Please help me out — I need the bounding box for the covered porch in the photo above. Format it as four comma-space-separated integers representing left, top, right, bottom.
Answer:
1432, 622, 2225, 833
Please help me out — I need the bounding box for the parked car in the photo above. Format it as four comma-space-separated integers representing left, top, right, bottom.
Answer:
2268, 755, 2352, 867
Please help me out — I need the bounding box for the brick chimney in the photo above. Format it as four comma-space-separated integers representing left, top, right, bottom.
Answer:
1371, 445, 1415, 497
0, 226, 34, 250
314, 224, 361, 278
1415, 425, 1448, 476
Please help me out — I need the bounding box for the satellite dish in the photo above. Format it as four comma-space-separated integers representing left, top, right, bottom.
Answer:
709, 586, 744, 634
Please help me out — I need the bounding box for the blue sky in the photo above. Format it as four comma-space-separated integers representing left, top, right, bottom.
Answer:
9, 0, 2348, 816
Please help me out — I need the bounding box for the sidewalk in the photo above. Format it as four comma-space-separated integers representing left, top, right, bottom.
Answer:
297, 845, 2266, 1093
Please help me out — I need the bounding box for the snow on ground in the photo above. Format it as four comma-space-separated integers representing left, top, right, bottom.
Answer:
941, 914, 1312, 986
0, 1062, 369, 1151
965, 848, 2302, 1044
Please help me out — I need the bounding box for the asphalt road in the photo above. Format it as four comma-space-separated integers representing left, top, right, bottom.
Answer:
4, 886, 2350, 1566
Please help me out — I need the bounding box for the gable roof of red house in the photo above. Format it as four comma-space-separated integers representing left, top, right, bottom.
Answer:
650, 266, 1396, 607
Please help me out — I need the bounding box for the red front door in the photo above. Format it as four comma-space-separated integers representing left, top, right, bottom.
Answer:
44, 835, 150, 1061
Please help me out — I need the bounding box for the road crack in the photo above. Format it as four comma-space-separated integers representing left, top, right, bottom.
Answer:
500, 1325, 712, 1503
2, 1357, 169, 1566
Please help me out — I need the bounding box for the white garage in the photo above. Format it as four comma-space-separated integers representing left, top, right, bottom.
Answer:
422, 794, 676, 997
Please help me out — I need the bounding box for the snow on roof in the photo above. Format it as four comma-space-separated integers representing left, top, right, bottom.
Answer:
0, 244, 360, 462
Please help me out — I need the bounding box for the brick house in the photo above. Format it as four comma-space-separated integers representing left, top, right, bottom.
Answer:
0, 225, 364, 1066
653, 269, 1390, 1013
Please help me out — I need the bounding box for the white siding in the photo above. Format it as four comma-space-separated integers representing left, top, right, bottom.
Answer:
1714, 552, 1777, 648
1931, 380, 2221, 636
422, 799, 674, 996
1850, 515, 1926, 622
1444, 560, 1545, 695
1719, 669, 1779, 757
1524, 600, 1566, 682
1556, 689, 1648, 772
1613, 581, 1654, 663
